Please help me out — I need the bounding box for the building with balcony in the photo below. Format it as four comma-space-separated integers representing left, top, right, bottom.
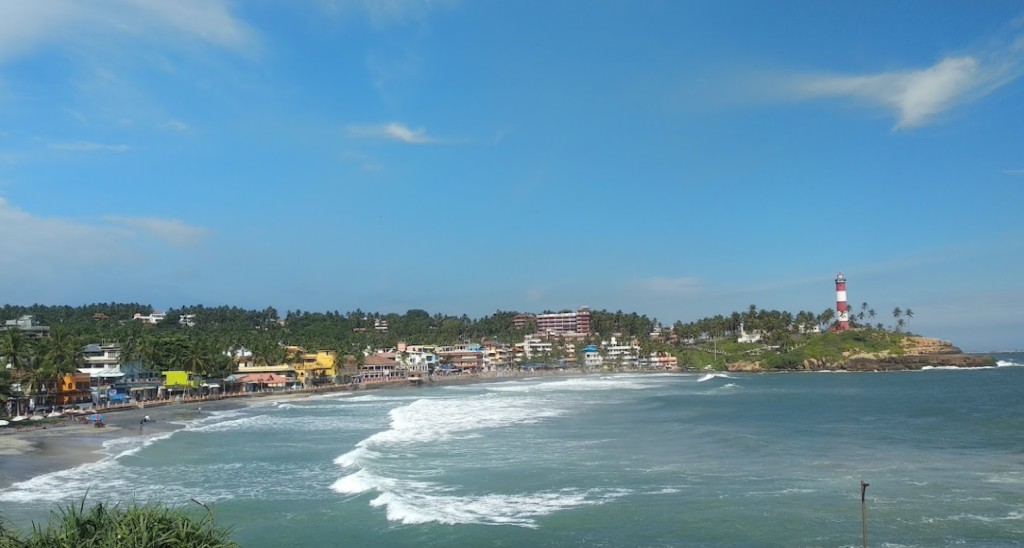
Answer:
527, 306, 592, 336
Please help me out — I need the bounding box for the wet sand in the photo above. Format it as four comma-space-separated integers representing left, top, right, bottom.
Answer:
0, 398, 248, 490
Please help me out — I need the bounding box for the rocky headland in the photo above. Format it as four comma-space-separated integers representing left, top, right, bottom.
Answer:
727, 336, 995, 372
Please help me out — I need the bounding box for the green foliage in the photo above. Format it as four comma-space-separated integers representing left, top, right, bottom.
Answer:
0, 499, 236, 548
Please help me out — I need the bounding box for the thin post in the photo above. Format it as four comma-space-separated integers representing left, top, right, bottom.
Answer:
860, 481, 869, 548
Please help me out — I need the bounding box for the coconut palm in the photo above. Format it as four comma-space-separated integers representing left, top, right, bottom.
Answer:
818, 308, 835, 330
0, 329, 31, 370
904, 308, 914, 328
891, 307, 902, 330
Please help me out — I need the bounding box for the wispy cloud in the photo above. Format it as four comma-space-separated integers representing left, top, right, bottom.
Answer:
160, 118, 190, 131
49, 141, 131, 152
1003, 168, 1024, 176
103, 216, 209, 247
342, 150, 384, 172
345, 122, 441, 144
318, 0, 459, 27
0, 0, 256, 65
774, 32, 1024, 129
0, 197, 211, 302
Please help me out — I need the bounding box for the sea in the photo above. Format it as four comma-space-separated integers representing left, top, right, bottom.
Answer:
2, 353, 1023, 547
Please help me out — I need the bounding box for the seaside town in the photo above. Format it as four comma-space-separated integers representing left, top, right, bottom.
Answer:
0, 274, 987, 424
0, 305, 677, 421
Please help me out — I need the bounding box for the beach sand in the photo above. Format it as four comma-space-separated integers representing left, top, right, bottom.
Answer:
0, 398, 248, 490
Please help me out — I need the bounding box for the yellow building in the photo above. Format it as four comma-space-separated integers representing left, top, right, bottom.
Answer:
294, 350, 337, 385
162, 371, 199, 390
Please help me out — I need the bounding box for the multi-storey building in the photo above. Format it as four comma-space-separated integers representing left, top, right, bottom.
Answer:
517, 306, 591, 336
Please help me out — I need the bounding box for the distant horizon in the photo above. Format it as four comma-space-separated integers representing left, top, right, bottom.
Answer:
0, 2, 1021, 352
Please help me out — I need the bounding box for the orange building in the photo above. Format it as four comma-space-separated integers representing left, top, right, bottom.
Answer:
56, 373, 92, 405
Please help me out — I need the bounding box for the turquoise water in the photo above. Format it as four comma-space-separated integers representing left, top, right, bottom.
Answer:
3, 356, 1024, 546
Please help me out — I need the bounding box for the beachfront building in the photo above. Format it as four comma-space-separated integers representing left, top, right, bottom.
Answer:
582, 344, 603, 368
360, 354, 401, 382
1, 315, 50, 339
161, 371, 199, 395
516, 334, 553, 360
395, 343, 437, 374
482, 343, 513, 371
436, 348, 484, 374
55, 373, 92, 405
178, 314, 197, 327
645, 352, 679, 370
602, 337, 640, 368
294, 350, 337, 386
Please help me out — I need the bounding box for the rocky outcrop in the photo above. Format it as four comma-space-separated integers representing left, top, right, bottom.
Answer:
724, 336, 994, 372
900, 336, 962, 355
727, 360, 762, 372
839, 353, 994, 371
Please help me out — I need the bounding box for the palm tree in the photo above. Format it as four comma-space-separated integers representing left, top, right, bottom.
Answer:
818, 308, 835, 331
0, 329, 31, 370
904, 308, 914, 328
891, 307, 902, 331
179, 337, 211, 397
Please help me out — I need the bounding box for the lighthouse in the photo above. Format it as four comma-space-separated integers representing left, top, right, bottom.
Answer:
835, 272, 849, 331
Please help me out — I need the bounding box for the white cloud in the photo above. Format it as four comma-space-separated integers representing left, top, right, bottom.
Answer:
0, 0, 255, 65
48, 141, 130, 152
1003, 168, 1024, 175
0, 197, 211, 303
103, 216, 209, 247
345, 122, 440, 144
318, 0, 458, 27
780, 33, 1024, 129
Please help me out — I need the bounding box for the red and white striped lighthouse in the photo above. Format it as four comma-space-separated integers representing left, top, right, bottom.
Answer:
835, 272, 849, 331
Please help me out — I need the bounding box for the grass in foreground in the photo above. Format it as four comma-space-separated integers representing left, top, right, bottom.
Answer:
0, 498, 237, 548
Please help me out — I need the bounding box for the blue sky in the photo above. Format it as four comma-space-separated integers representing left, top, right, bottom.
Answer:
0, 1, 1022, 351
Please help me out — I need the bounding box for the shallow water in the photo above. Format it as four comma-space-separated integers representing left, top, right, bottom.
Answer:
3, 356, 1023, 546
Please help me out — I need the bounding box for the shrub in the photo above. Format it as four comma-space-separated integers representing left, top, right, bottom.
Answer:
0, 499, 237, 548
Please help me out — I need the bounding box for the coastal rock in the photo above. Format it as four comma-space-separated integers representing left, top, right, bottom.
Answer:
726, 360, 762, 372
839, 353, 994, 371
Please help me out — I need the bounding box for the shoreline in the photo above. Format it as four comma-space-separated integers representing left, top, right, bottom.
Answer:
3, 362, 1012, 493
0, 369, 586, 491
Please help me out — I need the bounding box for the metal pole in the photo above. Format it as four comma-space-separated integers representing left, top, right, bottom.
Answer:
860, 481, 869, 548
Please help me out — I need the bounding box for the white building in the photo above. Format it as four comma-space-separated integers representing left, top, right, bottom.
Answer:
736, 322, 762, 344
80, 343, 124, 380
133, 311, 166, 324
602, 337, 639, 367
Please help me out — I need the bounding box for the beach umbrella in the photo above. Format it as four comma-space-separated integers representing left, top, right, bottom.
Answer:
88, 413, 105, 422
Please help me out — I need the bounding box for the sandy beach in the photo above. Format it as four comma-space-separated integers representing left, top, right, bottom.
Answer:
0, 397, 250, 491
0, 370, 585, 493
